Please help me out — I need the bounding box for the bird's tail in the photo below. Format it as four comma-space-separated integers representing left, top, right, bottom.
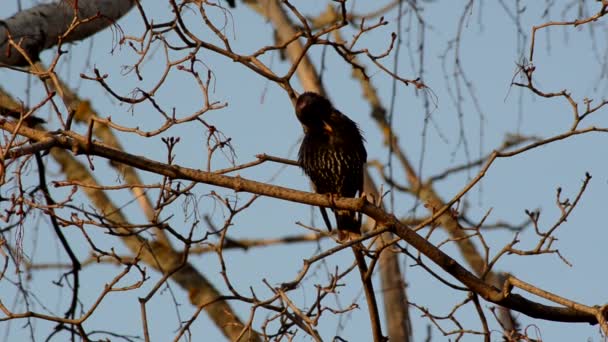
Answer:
335, 210, 361, 241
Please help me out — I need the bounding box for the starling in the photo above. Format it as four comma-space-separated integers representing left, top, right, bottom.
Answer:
295, 92, 367, 239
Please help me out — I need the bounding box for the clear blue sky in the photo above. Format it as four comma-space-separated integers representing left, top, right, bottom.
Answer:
2, 1, 607, 341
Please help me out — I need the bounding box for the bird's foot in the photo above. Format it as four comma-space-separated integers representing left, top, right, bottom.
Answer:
337, 230, 349, 242
359, 191, 371, 204
326, 193, 339, 209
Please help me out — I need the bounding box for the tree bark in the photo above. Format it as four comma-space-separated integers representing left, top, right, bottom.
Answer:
0, 0, 134, 66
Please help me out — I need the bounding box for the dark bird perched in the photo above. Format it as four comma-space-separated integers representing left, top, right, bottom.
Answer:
295, 92, 367, 240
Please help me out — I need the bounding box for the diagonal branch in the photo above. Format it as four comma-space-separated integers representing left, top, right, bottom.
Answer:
0, 118, 605, 328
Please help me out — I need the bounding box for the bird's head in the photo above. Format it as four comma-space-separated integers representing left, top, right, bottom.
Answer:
295, 92, 333, 133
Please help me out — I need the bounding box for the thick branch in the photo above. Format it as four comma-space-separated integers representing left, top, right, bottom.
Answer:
0, 118, 603, 326
0, 0, 135, 66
